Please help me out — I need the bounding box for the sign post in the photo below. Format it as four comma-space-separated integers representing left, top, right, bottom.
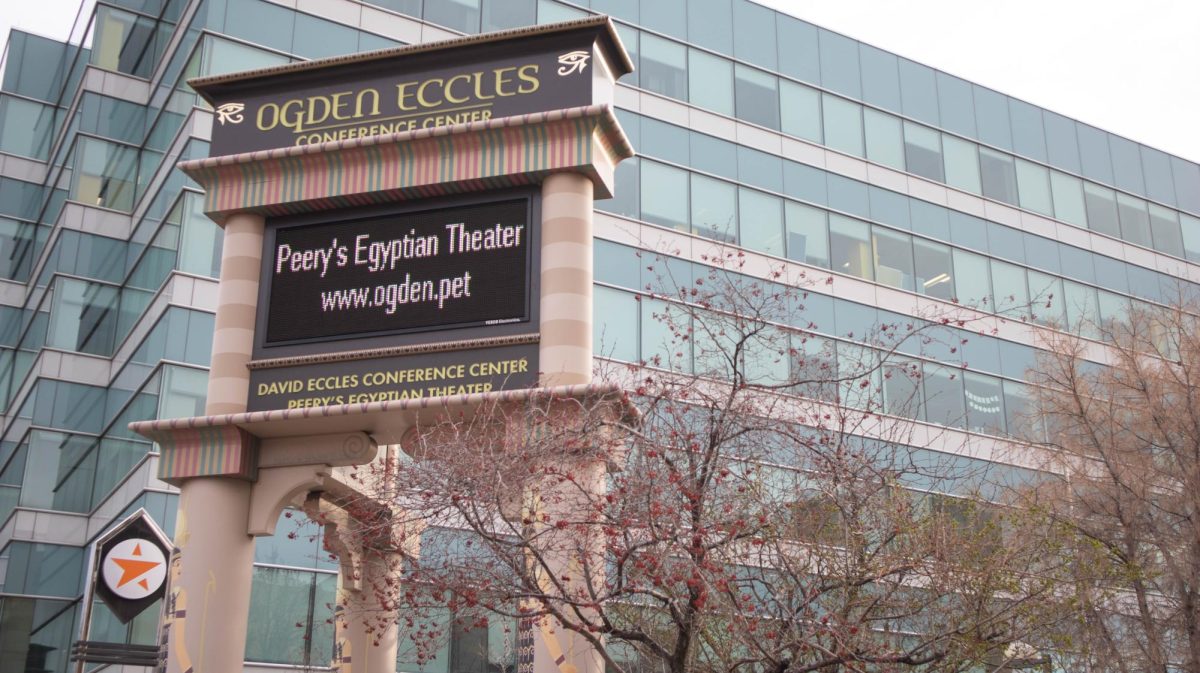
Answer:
71, 509, 172, 671
131, 16, 633, 673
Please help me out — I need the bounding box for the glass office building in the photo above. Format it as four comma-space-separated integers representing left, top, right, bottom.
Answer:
1, 0, 1197, 670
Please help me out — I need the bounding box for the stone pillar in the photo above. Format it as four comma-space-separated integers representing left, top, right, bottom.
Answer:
528, 456, 607, 673
167, 478, 256, 673
205, 211, 266, 414
539, 172, 594, 387
333, 551, 402, 673
165, 211, 264, 673
531, 173, 603, 673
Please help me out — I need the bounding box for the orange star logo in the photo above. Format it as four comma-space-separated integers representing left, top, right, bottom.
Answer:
112, 544, 161, 590
102, 538, 167, 600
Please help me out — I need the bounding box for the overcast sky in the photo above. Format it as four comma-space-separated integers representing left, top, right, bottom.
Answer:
2, 0, 1198, 162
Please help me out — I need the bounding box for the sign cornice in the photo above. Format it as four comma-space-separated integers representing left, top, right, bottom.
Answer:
188, 16, 633, 96
179, 104, 633, 222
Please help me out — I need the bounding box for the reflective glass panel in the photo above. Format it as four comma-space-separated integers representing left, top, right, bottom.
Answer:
964, 372, 1005, 435
973, 85, 1012, 151
688, 49, 733, 116
1083, 183, 1120, 238
1043, 111, 1082, 174
1049, 171, 1087, 226
936, 72, 976, 137
872, 226, 914, 291
641, 0, 686, 38
640, 33, 687, 100
882, 357, 923, 420
859, 44, 900, 110
986, 221, 1025, 263
951, 248, 991, 307
1172, 157, 1200, 214
1141, 146, 1177, 206
737, 146, 783, 192
863, 108, 904, 170
817, 29, 861, 97
786, 201, 829, 267
779, 80, 822, 143
641, 161, 688, 230
739, 188, 783, 256
482, 0, 535, 31
734, 64, 780, 130
1149, 203, 1185, 258
827, 174, 869, 218
1076, 123, 1115, 184
1028, 270, 1066, 327
71, 137, 138, 211
732, 0, 777, 67
776, 15, 820, 84
1063, 280, 1101, 339
990, 259, 1029, 316
594, 286, 639, 361
1058, 244, 1096, 284
690, 174, 737, 242
245, 567, 319, 665
641, 297, 691, 372
640, 117, 689, 165
1184, 213, 1200, 263
923, 364, 965, 428
837, 342, 880, 410
602, 157, 640, 219
1097, 289, 1130, 334
1108, 135, 1146, 194
903, 122, 943, 182
688, 0, 732, 52
978, 147, 1018, 205
1116, 193, 1152, 248
1008, 98, 1047, 163
822, 95, 863, 157
829, 214, 873, 280
914, 238, 953, 301
910, 200, 950, 241
293, 13, 359, 57
898, 58, 939, 125
942, 135, 981, 195
1014, 159, 1053, 215
1003, 380, 1040, 440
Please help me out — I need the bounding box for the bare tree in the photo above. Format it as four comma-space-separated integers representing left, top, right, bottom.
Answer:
321, 251, 1068, 673
1020, 298, 1200, 673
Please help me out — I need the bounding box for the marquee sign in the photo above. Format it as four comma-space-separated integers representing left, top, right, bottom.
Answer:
248, 192, 541, 412
247, 341, 538, 411
193, 20, 626, 156
263, 198, 531, 345
178, 18, 634, 414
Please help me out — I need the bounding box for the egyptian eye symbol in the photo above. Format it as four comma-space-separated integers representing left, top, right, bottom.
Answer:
557, 51, 590, 76
215, 102, 246, 125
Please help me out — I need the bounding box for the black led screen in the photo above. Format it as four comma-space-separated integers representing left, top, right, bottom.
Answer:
265, 198, 530, 344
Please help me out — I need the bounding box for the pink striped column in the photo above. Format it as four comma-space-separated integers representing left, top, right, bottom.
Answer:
164, 210, 263, 673
206, 211, 266, 415
539, 172, 594, 386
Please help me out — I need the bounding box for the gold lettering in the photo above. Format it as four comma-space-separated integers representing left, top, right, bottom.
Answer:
257, 103, 279, 130
517, 64, 540, 94
396, 81, 419, 111
330, 91, 351, 120
417, 78, 443, 108
472, 71, 495, 100
279, 99, 305, 131
444, 74, 471, 104
305, 95, 332, 128
493, 66, 518, 97
355, 88, 380, 117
